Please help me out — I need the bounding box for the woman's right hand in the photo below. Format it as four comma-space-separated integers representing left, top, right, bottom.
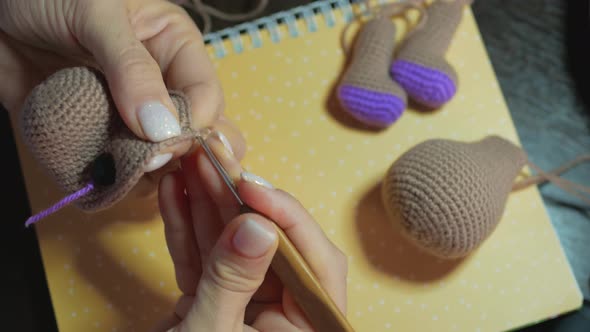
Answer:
156, 135, 349, 331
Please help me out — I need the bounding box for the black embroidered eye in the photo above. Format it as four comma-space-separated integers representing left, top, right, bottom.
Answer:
91, 153, 116, 186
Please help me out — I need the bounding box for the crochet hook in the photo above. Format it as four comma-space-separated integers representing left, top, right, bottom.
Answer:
196, 134, 355, 332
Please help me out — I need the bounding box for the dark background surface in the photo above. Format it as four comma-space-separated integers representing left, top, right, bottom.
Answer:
2, 0, 589, 330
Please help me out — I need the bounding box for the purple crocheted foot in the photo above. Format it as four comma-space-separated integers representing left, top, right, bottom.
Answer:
337, 85, 405, 127
390, 60, 457, 108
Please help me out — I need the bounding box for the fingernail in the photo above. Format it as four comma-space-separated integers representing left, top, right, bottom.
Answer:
138, 101, 181, 142
213, 131, 234, 156
232, 218, 277, 258
144, 153, 173, 172
241, 172, 274, 189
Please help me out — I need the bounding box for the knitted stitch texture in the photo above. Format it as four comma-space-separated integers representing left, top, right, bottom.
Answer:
21, 67, 196, 211
338, 17, 407, 127
381, 136, 526, 258
390, 0, 470, 108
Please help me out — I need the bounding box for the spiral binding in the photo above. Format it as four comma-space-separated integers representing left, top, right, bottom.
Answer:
203, 0, 362, 58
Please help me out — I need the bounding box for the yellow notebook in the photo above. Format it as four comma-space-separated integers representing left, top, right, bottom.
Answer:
12, 1, 582, 331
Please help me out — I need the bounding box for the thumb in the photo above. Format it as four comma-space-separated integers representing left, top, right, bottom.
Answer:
179, 215, 278, 330
79, 1, 180, 144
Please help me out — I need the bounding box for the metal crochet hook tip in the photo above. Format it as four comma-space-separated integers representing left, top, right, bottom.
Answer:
195, 133, 354, 332
195, 134, 245, 206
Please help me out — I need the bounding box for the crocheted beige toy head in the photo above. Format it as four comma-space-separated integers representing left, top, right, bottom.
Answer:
381, 136, 527, 258
21, 67, 196, 212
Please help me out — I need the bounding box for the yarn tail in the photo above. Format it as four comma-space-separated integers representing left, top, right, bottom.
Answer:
25, 183, 95, 227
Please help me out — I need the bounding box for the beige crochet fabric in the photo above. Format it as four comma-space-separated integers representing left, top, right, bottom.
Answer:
21, 67, 196, 211
381, 136, 527, 258
337, 17, 407, 127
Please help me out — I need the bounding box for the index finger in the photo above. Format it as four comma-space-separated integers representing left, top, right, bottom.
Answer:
237, 177, 348, 313
133, 1, 223, 128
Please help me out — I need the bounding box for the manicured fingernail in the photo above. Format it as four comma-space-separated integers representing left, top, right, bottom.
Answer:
138, 101, 181, 142
144, 153, 173, 172
232, 218, 277, 258
213, 131, 234, 156
241, 172, 273, 189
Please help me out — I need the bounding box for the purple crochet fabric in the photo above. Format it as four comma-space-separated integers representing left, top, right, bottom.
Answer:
338, 85, 405, 127
390, 60, 456, 108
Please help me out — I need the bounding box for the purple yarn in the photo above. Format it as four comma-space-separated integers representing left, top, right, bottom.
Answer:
25, 182, 95, 227
391, 60, 457, 108
337, 85, 405, 127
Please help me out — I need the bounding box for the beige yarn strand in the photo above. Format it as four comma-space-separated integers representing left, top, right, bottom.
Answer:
513, 155, 590, 206
172, 0, 269, 34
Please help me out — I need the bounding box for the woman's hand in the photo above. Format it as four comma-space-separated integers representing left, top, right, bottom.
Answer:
156, 134, 348, 331
0, 0, 244, 165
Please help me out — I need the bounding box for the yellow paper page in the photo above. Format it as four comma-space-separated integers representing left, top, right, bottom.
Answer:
11, 3, 582, 332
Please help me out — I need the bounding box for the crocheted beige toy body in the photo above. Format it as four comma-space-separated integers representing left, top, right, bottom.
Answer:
381, 136, 526, 258
21, 67, 196, 211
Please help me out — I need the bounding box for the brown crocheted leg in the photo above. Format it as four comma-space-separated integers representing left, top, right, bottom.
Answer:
391, 0, 471, 108
338, 18, 407, 128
